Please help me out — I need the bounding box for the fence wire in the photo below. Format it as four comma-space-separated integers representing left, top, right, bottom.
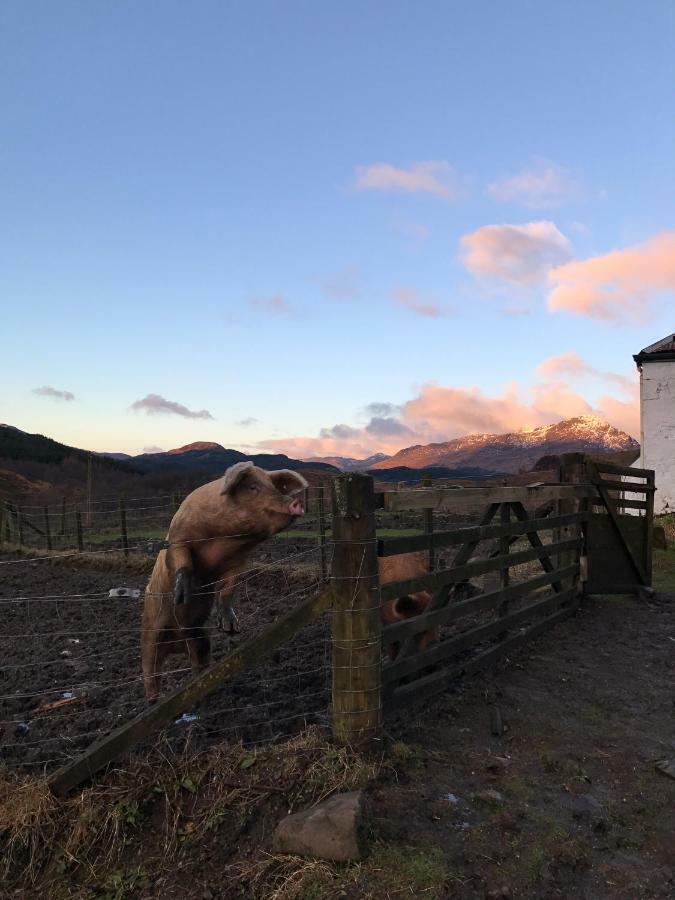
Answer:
0, 529, 335, 774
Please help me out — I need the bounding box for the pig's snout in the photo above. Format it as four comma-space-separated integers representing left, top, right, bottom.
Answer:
288, 498, 305, 516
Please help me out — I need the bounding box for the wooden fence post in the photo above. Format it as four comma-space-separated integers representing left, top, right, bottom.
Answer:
119, 499, 129, 558
0, 502, 6, 547
422, 473, 435, 571
76, 510, 84, 552
59, 497, 66, 536
43, 507, 52, 551
559, 453, 586, 596
330, 473, 381, 747
171, 494, 179, 517
317, 485, 328, 580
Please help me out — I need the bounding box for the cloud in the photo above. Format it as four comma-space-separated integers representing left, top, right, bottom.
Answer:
355, 161, 462, 201
460, 221, 573, 285
365, 417, 414, 437
142, 445, 164, 454
251, 295, 294, 315
237, 417, 259, 427
363, 401, 400, 418
33, 386, 75, 402
319, 424, 361, 440
547, 231, 675, 322
130, 394, 214, 419
536, 351, 637, 401
503, 304, 532, 317
536, 351, 593, 379
391, 287, 451, 318
487, 158, 585, 209
257, 353, 639, 458
319, 266, 362, 300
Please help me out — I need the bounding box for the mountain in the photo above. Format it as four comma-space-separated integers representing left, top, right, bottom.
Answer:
369, 416, 640, 474
0, 424, 139, 473
0, 425, 338, 505
307, 453, 390, 471
130, 441, 337, 474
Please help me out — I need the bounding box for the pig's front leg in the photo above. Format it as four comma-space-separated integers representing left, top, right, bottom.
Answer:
167, 542, 194, 606
215, 572, 240, 633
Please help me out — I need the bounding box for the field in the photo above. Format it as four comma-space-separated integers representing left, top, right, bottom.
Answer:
0, 541, 331, 775
1, 533, 674, 897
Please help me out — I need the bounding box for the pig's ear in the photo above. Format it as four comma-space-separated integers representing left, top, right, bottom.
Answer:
269, 469, 308, 495
221, 461, 255, 495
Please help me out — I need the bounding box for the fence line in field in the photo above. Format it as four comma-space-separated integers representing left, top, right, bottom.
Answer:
1, 539, 333, 774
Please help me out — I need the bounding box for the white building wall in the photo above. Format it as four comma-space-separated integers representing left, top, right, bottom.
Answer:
639, 359, 675, 514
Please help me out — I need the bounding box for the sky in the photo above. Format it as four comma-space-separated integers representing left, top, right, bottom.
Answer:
2, 1, 674, 459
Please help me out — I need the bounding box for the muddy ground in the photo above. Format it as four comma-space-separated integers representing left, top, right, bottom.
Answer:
2, 546, 675, 898
373, 584, 675, 899
0, 544, 330, 773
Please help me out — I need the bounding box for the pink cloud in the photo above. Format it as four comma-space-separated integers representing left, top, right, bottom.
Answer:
391, 287, 450, 318
130, 394, 214, 419
460, 221, 573, 285
251, 294, 294, 315
487, 158, 585, 209
355, 161, 462, 201
547, 231, 675, 321
259, 353, 639, 459
536, 351, 593, 379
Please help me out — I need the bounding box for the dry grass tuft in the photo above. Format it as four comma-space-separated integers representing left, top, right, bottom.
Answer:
228, 852, 339, 900
0, 726, 385, 894
0, 774, 59, 880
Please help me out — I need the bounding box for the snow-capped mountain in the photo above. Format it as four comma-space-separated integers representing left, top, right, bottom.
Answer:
369, 416, 639, 474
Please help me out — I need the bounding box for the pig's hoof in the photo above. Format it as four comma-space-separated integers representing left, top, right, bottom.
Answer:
174, 568, 194, 605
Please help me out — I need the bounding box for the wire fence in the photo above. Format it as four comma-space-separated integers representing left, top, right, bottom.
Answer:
0, 534, 335, 775
0, 485, 336, 559
0, 477, 491, 776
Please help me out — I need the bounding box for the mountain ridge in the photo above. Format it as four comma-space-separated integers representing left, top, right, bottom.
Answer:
369, 415, 639, 474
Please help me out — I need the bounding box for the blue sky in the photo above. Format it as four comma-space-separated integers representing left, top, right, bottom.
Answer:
2, 1, 674, 457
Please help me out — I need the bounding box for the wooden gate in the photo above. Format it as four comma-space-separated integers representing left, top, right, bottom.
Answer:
375, 481, 591, 711
585, 460, 655, 594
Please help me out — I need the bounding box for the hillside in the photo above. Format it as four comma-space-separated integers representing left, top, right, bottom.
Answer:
307, 453, 390, 470
0, 426, 337, 505
370, 416, 640, 474
130, 441, 336, 474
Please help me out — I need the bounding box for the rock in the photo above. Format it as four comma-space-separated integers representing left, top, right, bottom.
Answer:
272, 791, 364, 861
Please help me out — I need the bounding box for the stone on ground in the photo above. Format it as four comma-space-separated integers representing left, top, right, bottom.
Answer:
272, 791, 364, 861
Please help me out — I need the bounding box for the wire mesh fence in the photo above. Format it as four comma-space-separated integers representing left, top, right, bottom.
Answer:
0, 533, 334, 775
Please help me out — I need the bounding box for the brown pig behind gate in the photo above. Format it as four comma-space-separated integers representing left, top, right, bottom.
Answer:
378, 552, 438, 660
141, 461, 308, 700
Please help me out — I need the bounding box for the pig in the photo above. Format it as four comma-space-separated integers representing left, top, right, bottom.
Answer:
141, 461, 308, 700
378, 552, 438, 660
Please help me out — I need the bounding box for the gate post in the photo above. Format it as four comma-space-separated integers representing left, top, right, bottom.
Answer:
330, 473, 381, 747
559, 453, 587, 597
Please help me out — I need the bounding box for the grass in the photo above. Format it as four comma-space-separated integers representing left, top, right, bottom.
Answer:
652, 545, 675, 592
0, 727, 385, 896
235, 843, 449, 900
